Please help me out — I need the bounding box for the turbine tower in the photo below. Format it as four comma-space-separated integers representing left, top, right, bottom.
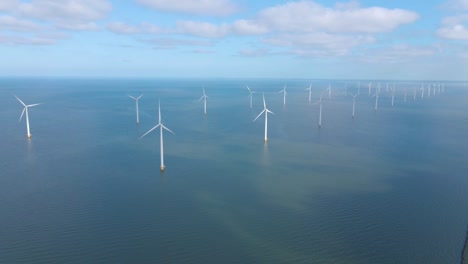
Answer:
198, 88, 208, 115
312, 93, 323, 127
139, 101, 174, 172
128, 94, 143, 125
351, 93, 358, 119
373, 91, 379, 111
15, 95, 41, 139
253, 93, 274, 142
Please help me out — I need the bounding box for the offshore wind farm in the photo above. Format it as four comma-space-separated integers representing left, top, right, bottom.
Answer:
1, 78, 468, 264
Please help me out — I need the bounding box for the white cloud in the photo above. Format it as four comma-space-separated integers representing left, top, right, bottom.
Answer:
239, 48, 272, 57
231, 20, 269, 35
264, 33, 375, 56
437, 24, 468, 39
19, 0, 111, 21
0, 0, 18, 11
57, 22, 99, 31
136, 0, 237, 16
0, 15, 42, 31
0, 33, 63, 45
251, 1, 419, 34
144, 37, 212, 49
107, 22, 141, 34
107, 22, 162, 35
446, 0, 468, 10
359, 44, 436, 63
176, 21, 228, 38
437, 14, 468, 40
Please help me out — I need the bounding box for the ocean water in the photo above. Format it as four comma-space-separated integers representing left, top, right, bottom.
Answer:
0, 78, 467, 263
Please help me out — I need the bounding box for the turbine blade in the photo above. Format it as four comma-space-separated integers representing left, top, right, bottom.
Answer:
198, 96, 204, 102
262, 93, 266, 109
27, 103, 41, 107
137, 94, 144, 100
128, 95, 136, 100
162, 124, 175, 134
19, 108, 25, 122
253, 109, 266, 122
266, 109, 274, 115
138, 124, 160, 140
14, 95, 26, 107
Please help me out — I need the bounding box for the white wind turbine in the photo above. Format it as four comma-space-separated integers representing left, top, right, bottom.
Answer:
253, 93, 274, 142
351, 93, 358, 119
198, 88, 208, 115
128, 94, 143, 125
305, 83, 312, 103
139, 101, 174, 172
279, 85, 287, 105
312, 92, 323, 127
327, 83, 332, 99
391, 87, 395, 107
15, 95, 41, 139
368, 82, 372, 95
420, 84, 425, 99
373, 91, 379, 111
246, 85, 256, 110
427, 84, 431, 97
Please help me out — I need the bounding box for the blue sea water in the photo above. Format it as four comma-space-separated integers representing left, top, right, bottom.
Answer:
0, 78, 467, 263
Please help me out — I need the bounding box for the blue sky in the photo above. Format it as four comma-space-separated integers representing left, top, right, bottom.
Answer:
0, 0, 467, 80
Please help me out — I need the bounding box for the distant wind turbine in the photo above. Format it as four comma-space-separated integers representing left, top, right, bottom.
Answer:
139, 101, 174, 172
128, 94, 143, 125
391, 87, 395, 107
420, 84, 425, 99
368, 82, 372, 95
373, 91, 379, 111
279, 85, 287, 105
253, 93, 274, 142
327, 83, 331, 99
198, 88, 208, 115
15, 95, 41, 139
305, 83, 312, 103
351, 93, 358, 119
312, 92, 323, 127
246, 85, 256, 110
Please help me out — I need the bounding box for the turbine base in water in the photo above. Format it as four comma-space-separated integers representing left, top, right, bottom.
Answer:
160, 166, 165, 171
27, 134, 31, 139
264, 138, 268, 142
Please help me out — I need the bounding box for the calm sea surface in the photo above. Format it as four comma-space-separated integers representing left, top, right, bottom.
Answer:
1, 78, 467, 263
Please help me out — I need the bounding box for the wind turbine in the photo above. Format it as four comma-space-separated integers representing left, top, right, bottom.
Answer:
128, 94, 143, 125
368, 82, 372, 95
279, 85, 287, 105
327, 83, 332, 99
357, 81, 361, 95
391, 87, 395, 107
198, 88, 208, 115
312, 93, 323, 127
253, 93, 274, 142
15, 95, 41, 139
420, 84, 425, 99
246, 85, 256, 110
305, 83, 312, 103
373, 91, 379, 111
351, 93, 358, 119
139, 101, 174, 172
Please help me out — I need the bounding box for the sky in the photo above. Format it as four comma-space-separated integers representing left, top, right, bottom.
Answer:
0, 0, 467, 80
